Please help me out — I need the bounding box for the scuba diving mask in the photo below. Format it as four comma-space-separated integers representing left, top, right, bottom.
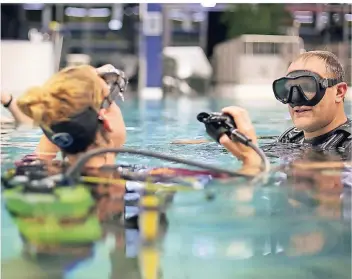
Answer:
41, 67, 128, 154
272, 70, 342, 107
100, 68, 128, 108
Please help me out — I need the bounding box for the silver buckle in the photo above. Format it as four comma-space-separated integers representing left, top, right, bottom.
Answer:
322, 79, 329, 88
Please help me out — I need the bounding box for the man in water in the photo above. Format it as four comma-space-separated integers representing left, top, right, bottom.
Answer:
221, 50, 351, 166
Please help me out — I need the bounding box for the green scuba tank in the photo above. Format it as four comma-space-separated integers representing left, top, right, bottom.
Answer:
2, 166, 103, 245
4, 185, 95, 219
13, 213, 102, 245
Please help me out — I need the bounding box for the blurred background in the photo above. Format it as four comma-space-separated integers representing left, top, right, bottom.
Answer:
1, 3, 351, 101
1, 5, 352, 278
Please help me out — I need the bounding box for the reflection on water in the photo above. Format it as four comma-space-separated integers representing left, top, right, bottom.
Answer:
1, 97, 351, 279
2, 162, 350, 279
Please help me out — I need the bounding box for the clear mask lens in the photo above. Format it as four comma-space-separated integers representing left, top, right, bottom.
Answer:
286, 76, 318, 100
274, 76, 318, 102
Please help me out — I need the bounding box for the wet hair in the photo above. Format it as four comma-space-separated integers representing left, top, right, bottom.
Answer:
17, 65, 106, 127
17, 65, 112, 150
294, 50, 345, 82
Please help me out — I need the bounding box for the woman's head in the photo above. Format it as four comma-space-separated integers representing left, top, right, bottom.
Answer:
17, 65, 111, 154
18, 65, 108, 126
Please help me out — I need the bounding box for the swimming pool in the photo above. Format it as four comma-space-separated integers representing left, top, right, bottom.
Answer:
1, 96, 351, 279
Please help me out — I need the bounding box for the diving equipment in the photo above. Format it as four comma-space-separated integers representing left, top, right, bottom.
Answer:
40, 67, 128, 155
99, 67, 128, 107
197, 112, 237, 143
197, 112, 270, 172
64, 147, 253, 183
272, 70, 342, 107
278, 119, 351, 155
41, 107, 101, 154
2, 163, 102, 245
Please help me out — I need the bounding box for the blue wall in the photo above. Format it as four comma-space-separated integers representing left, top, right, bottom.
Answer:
144, 3, 163, 88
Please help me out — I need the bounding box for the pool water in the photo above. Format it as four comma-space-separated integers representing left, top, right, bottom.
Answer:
1, 97, 351, 279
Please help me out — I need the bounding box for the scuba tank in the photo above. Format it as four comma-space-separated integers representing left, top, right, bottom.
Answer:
1, 161, 102, 245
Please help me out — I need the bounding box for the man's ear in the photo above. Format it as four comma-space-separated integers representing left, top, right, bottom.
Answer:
335, 82, 348, 103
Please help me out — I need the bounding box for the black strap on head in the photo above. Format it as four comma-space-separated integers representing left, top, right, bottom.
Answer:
288, 70, 342, 88
321, 78, 341, 88
41, 107, 102, 154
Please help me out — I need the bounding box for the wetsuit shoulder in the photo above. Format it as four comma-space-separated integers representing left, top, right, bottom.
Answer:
332, 119, 352, 153
315, 119, 351, 150
277, 126, 304, 144
278, 119, 351, 151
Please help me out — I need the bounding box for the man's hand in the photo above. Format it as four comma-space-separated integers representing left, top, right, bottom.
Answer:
219, 106, 262, 168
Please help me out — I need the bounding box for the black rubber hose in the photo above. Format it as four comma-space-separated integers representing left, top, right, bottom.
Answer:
64, 148, 255, 182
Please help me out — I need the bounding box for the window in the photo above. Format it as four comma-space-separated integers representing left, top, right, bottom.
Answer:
252, 42, 279, 55
244, 42, 252, 55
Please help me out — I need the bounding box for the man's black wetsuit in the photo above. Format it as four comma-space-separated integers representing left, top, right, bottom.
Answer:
277, 118, 352, 156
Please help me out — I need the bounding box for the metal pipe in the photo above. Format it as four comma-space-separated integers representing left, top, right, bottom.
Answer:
324, 4, 331, 46
162, 4, 171, 48
138, 3, 147, 96
343, 4, 350, 47
199, 10, 209, 53
82, 4, 91, 59
41, 4, 52, 30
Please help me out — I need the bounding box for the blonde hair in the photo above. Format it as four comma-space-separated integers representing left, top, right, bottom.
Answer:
17, 65, 106, 127
18, 65, 113, 157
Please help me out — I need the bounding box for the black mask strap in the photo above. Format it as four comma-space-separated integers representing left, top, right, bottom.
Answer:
288, 70, 342, 88
324, 78, 341, 88
41, 107, 101, 154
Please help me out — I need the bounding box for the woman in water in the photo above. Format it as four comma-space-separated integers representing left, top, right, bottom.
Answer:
4, 64, 350, 278
2, 64, 127, 164
14, 64, 127, 167
1, 63, 260, 279
13, 64, 261, 172
1, 64, 137, 279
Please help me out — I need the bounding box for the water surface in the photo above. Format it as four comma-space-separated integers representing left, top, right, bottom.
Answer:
1, 97, 351, 279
